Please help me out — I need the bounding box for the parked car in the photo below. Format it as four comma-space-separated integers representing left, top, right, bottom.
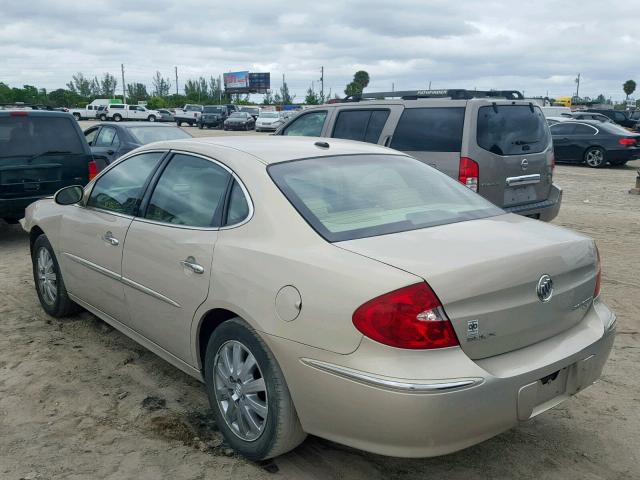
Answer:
198, 105, 232, 129
566, 112, 613, 123
546, 116, 570, 126
583, 109, 638, 129
629, 110, 640, 122
223, 112, 255, 130
96, 105, 108, 121
255, 112, 284, 132
174, 104, 203, 126
276, 89, 561, 221
239, 106, 261, 119
83, 122, 191, 169
156, 109, 175, 122
105, 104, 162, 122
550, 120, 640, 167
23, 136, 615, 461
0, 110, 94, 223
69, 99, 111, 120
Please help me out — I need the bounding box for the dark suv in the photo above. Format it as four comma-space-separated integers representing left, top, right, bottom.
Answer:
0, 110, 94, 223
276, 89, 561, 221
198, 105, 233, 129
584, 109, 639, 129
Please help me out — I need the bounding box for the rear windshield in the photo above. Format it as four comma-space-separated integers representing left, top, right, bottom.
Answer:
127, 126, 191, 144
0, 115, 85, 160
203, 106, 224, 113
477, 105, 550, 156
268, 154, 503, 242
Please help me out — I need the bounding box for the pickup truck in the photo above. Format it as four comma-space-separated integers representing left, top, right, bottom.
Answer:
174, 104, 203, 126
69, 104, 101, 120
104, 104, 162, 122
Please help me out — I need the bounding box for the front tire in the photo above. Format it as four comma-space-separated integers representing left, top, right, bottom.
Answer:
32, 234, 80, 317
204, 318, 306, 460
100, 114, 107, 121
147, 115, 156, 122
584, 146, 606, 168
73, 113, 81, 121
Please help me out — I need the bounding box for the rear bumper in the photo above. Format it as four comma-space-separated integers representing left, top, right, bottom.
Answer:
0, 195, 47, 219
264, 299, 615, 458
504, 183, 562, 222
608, 148, 640, 162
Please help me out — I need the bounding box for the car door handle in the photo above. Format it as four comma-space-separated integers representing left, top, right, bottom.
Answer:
101, 231, 119, 246
180, 256, 205, 274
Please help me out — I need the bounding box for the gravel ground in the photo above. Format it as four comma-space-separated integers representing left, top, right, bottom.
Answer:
1, 128, 639, 479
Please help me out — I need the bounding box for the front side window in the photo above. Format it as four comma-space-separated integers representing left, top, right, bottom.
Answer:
477, 105, 550, 156
145, 154, 230, 227
390, 107, 464, 152
87, 152, 164, 215
332, 109, 390, 144
283, 111, 327, 136
269, 154, 502, 242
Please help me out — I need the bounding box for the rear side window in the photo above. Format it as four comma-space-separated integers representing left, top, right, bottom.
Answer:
573, 124, 597, 135
332, 109, 390, 144
390, 108, 464, 152
283, 111, 327, 136
477, 105, 550, 156
0, 116, 85, 158
224, 181, 250, 226
549, 123, 576, 135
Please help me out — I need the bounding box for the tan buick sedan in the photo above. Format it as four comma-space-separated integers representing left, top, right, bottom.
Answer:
22, 137, 616, 460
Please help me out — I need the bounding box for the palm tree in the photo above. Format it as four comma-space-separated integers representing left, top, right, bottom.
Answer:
623, 80, 636, 100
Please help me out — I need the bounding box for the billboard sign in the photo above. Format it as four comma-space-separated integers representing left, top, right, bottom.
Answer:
249, 73, 270, 93
224, 71, 250, 92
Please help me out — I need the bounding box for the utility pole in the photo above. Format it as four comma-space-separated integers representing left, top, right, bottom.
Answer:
282, 73, 285, 105
121, 64, 126, 103
320, 66, 324, 101
175, 66, 179, 96
219, 75, 222, 103
575, 73, 581, 98
392, 82, 394, 92
428, 80, 431, 89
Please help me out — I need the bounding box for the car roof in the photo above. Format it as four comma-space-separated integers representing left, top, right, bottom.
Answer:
138, 136, 404, 165
92, 121, 178, 128
0, 110, 74, 117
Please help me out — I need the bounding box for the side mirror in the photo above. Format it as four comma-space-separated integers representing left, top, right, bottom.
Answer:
54, 185, 84, 206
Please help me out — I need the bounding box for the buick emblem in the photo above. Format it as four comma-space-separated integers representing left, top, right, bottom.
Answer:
521, 159, 529, 171
536, 274, 553, 303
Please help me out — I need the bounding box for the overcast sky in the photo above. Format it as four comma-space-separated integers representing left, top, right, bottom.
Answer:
1, 0, 638, 101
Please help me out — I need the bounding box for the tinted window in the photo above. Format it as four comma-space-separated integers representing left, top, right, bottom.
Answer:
84, 127, 99, 145
225, 181, 250, 226
283, 111, 327, 136
269, 154, 502, 242
128, 105, 137, 110
95, 127, 118, 147
332, 109, 390, 144
614, 112, 626, 122
477, 105, 550, 155
87, 152, 163, 215
390, 108, 464, 152
110, 105, 125, 109
127, 126, 191, 144
573, 124, 597, 135
145, 154, 230, 227
0, 116, 85, 158
550, 123, 576, 135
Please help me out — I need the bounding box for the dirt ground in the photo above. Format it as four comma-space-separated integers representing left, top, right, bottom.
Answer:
1, 127, 639, 479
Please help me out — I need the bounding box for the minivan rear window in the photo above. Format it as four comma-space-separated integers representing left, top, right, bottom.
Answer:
477, 105, 550, 156
390, 107, 464, 152
269, 154, 502, 242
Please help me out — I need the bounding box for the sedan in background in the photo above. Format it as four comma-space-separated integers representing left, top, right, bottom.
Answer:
567, 112, 614, 123
255, 112, 284, 132
23, 137, 615, 461
223, 112, 255, 131
550, 120, 640, 167
156, 109, 175, 122
83, 122, 191, 169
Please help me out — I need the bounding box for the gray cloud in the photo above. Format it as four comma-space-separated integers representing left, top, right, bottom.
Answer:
0, 0, 638, 100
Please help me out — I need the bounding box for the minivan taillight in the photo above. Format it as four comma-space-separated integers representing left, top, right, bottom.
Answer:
352, 283, 459, 349
459, 157, 479, 192
618, 137, 637, 146
88, 160, 98, 180
594, 246, 602, 298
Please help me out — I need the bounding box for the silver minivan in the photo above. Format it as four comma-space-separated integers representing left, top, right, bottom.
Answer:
275, 89, 562, 221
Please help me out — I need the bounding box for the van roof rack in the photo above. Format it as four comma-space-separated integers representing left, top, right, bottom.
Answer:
344, 89, 524, 102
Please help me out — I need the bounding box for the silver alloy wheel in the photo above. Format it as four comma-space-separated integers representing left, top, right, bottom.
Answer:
214, 340, 268, 441
585, 148, 604, 167
37, 247, 57, 306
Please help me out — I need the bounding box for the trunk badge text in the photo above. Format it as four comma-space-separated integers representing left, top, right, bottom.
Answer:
537, 274, 553, 303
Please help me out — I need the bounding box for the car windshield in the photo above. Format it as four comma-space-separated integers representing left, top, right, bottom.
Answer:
268, 154, 503, 242
0, 115, 85, 160
259, 113, 279, 118
185, 105, 201, 111
241, 108, 259, 114
230, 113, 245, 118
127, 126, 191, 144
477, 105, 551, 156
203, 107, 224, 113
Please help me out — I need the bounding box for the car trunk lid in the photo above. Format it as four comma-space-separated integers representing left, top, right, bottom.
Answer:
337, 214, 598, 359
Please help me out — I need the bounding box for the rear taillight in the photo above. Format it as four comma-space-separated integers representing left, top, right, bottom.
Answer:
618, 137, 637, 146
10, 111, 28, 116
88, 160, 98, 180
594, 246, 602, 298
459, 157, 479, 192
352, 283, 459, 349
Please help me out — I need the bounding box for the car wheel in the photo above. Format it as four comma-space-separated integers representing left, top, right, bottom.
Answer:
177, 120, 183, 127
32, 234, 81, 318
204, 318, 306, 460
100, 115, 107, 121
198, 123, 203, 129
148, 115, 156, 122
584, 146, 606, 168
73, 113, 81, 121
113, 114, 122, 122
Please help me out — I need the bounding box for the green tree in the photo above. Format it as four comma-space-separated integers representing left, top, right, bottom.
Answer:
623, 79, 636, 100
100, 73, 118, 97
66, 72, 92, 97
127, 83, 149, 104
208, 76, 228, 104
595, 94, 606, 104
184, 77, 208, 102
279, 77, 295, 104
304, 85, 320, 105
146, 96, 167, 109
344, 70, 370, 97
262, 90, 274, 105
0, 82, 13, 103
151, 71, 172, 97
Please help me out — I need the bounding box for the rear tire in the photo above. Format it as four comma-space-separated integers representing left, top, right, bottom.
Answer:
113, 114, 122, 122
32, 234, 81, 318
584, 146, 606, 168
100, 114, 107, 121
198, 123, 203, 129
177, 120, 183, 127
204, 318, 306, 460
73, 113, 81, 121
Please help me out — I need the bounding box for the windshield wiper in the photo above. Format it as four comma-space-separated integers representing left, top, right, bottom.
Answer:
513, 139, 539, 145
